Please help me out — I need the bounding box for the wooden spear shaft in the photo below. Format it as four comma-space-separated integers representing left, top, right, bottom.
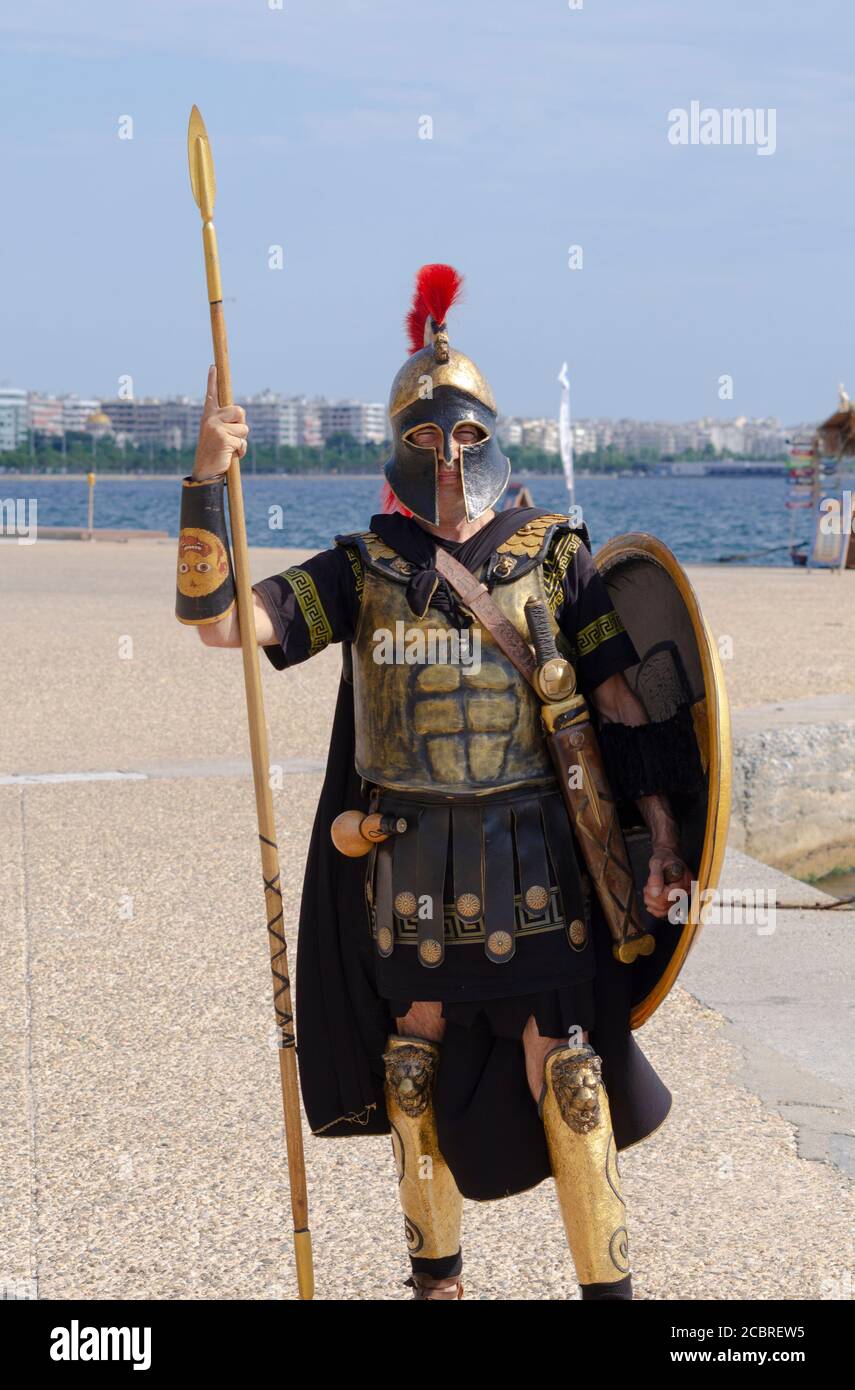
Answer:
187, 106, 313, 1300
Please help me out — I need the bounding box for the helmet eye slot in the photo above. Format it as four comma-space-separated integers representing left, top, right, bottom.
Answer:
452, 422, 488, 446
403, 424, 443, 452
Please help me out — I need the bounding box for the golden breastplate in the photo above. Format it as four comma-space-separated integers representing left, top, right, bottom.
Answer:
350, 539, 564, 796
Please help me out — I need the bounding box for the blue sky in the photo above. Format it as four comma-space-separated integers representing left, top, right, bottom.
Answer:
1, 0, 853, 421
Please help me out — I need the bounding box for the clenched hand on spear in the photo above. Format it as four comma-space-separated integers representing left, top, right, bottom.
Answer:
176, 105, 313, 1300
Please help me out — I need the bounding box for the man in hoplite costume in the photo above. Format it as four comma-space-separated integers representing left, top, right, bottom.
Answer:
176, 265, 708, 1301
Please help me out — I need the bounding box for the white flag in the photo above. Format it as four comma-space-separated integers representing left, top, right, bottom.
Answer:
558, 361, 574, 508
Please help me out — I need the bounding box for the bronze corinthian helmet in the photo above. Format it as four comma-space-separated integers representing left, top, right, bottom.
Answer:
383, 264, 511, 524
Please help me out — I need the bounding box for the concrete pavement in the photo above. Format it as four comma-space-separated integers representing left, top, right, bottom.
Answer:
1, 538, 853, 1300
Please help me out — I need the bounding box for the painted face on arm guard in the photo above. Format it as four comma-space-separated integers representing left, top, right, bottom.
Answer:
383, 265, 511, 525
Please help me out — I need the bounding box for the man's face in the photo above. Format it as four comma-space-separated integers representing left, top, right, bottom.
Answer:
407, 421, 486, 498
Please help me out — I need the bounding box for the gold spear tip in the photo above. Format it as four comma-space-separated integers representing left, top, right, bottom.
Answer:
187, 105, 216, 220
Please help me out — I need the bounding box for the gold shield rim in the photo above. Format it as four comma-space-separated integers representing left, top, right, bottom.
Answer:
594, 531, 732, 1029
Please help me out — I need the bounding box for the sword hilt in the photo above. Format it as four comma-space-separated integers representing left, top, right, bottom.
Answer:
525, 595, 559, 663
524, 597, 576, 702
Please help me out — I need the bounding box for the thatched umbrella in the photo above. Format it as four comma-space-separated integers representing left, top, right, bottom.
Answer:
815, 385, 855, 457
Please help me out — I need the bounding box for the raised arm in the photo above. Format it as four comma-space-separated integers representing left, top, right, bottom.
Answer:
176, 366, 362, 661
184, 366, 274, 647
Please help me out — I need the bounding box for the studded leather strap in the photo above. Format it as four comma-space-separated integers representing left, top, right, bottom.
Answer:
451, 805, 484, 921
512, 797, 553, 919
415, 806, 450, 968
482, 802, 516, 963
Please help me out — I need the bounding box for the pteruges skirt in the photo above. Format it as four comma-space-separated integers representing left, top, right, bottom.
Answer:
365, 779, 598, 1030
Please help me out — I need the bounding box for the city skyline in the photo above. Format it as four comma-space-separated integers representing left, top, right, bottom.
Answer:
0, 382, 811, 460
0, 379, 820, 431
0, 362, 845, 434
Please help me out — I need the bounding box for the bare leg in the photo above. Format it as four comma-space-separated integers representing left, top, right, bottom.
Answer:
522, 1015, 589, 1105
397, 1008, 585, 1103
396, 1000, 446, 1043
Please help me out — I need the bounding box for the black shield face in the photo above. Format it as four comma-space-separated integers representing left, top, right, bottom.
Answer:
384, 385, 511, 523
594, 533, 732, 1029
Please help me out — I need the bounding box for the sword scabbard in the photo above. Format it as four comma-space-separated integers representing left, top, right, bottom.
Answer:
541, 695, 655, 965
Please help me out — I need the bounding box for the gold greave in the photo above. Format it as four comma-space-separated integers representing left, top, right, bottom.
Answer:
383, 1035, 463, 1263
541, 1045, 631, 1287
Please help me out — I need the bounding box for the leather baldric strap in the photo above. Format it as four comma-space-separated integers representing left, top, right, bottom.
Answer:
433, 547, 539, 689
434, 541, 656, 968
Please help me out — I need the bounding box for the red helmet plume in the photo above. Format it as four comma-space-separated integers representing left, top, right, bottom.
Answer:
379, 480, 412, 516
405, 264, 463, 354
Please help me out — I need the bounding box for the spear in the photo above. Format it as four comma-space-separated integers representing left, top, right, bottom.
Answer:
186, 105, 313, 1300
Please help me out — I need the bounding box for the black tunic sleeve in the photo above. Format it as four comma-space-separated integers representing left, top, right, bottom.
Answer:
252, 543, 363, 671
554, 538, 639, 698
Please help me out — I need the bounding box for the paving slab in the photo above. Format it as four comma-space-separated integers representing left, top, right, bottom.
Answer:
682, 848, 855, 1177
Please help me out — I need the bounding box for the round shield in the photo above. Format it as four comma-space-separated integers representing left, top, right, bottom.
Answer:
594, 532, 732, 1028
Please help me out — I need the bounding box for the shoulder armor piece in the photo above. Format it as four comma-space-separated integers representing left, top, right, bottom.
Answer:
486, 512, 573, 584
334, 529, 373, 553
334, 530, 413, 584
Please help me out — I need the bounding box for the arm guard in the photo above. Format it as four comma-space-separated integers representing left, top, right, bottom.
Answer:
174, 475, 236, 626
598, 703, 705, 801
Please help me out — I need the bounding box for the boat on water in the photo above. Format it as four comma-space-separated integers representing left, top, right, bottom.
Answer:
502, 481, 535, 509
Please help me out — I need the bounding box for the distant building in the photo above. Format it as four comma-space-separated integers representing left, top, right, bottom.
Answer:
497, 413, 787, 461
3, 385, 796, 462
99, 394, 306, 451
240, 392, 299, 448
571, 423, 597, 455
61, 397, 102, 433
0, 388, 28, 450
521, 418, 560, 454
499, 417, 560, 453
238, 394, 335, 449
319, 399, 387, 445
100, 399, 166, 447
160, 398, 204, 451
27, 394, 64, 437
496, 417, 523, 447
707, 420, 746, 454
298, 398, 323, 448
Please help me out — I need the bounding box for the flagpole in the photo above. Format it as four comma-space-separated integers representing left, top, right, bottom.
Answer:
558, 362, 575, 512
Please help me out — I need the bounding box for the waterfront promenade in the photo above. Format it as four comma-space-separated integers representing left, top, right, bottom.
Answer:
1, 538, 853, 1300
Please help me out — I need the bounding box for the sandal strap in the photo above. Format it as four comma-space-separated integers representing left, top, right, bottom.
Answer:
404, 1274, 464, 1300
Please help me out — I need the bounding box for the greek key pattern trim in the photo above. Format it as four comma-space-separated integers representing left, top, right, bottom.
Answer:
543, 531, 583, 613
343, 544, 365, 605
576, 608, 626, 658
280, 566, 333, 656
371, 884, 573, 946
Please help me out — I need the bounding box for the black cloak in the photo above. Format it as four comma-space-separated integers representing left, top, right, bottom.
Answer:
294, 652, 672, 1203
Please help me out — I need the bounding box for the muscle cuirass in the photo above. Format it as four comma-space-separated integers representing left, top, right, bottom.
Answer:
346, 531, 564, 795
336, 515, 588, 969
